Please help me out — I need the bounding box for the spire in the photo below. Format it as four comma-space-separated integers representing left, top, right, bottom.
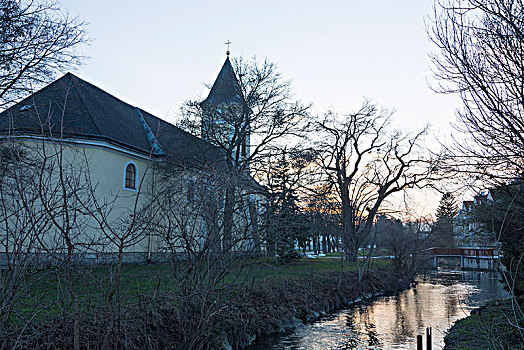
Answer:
200, 56, 247, 109
199, 55, 251, 162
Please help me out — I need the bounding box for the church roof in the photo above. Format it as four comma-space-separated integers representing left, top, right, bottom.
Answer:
200, 57, 247, 109
462, 201, 474, 212
0, 73, 225, 167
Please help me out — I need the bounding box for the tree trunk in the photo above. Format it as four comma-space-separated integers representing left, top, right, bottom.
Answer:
222, 185, 235, 252
344, 226, 358, 262
248, 201, 261, 253
340, 184, 358, 261
327, 234, 333, 253
102, 248, 123, 349
65, 268, 80, 350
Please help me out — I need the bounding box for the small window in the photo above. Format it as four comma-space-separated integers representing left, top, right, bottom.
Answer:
125, 163, 137, 189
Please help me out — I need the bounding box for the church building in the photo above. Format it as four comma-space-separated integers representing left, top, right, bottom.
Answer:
0, 56, 263, 264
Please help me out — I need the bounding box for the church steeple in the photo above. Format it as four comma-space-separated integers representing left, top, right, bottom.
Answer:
200, 57, 247, 110
200, 54, 251, 163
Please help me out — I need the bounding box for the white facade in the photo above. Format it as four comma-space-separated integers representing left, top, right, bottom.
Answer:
0, 135, 264, 266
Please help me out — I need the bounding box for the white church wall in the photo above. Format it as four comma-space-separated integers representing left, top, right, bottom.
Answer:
0, 136, 264, 267
0, 137, 157, 265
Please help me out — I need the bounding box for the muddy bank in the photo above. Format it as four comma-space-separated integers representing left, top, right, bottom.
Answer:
444, 300, 523, 350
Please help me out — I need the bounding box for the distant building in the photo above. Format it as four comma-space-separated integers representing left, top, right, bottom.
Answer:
454, 191, 495, 247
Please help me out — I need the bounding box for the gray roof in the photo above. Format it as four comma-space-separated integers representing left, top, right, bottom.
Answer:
200, 57, 247, 109
0, 73, 225, 168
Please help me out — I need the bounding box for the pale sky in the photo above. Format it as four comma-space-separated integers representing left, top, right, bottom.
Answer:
61, 0, 463, 216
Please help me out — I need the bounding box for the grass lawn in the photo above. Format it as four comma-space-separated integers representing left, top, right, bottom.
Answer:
10, 256, 391, 325
240, 256, 389, 280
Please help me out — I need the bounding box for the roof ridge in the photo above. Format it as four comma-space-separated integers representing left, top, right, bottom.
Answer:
63, 74, 220, 156
62, 73, 207, 145
66, 74, 104, 137
134, 107, 165, 156
138, 108, 209, 144
66, 74, 173, 132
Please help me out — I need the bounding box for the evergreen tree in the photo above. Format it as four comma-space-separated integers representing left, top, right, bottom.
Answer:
432, 192, 458, 247
436, 193, 458, 220
264, 149, 313, 263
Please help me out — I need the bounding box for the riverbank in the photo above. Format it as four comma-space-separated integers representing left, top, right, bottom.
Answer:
1, 260, 413, 349
231, 268, 413, 349
444, 299, 524, 349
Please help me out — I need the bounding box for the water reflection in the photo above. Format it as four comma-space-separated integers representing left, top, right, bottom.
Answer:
343, 313, 380, 349
251, 270, 509, 349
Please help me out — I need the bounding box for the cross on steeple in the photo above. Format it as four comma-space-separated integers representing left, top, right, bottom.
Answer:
225, 39, 231, 56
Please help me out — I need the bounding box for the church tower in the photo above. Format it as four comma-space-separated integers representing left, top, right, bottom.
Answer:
200, 53, 250, 164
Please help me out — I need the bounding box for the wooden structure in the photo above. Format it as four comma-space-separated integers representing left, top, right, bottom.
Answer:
421, 247, 500, 270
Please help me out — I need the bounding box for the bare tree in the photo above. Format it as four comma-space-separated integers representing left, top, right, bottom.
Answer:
429, 1, 524, 344
0, 140, 53, 338
151, 164, 257, 349
37, 140, 95, 350
180, 56, 310, 253
305, 190, 341, 255
77, 152, 156, 349
0, 94, 158, 349
0, 134, 101, 350
429, 0, 524, 182
0, 2, 88, 334
316, 100, 438, 275
0, 2, 89, 339
375, 215, 433, 273
0, 0, 87, 109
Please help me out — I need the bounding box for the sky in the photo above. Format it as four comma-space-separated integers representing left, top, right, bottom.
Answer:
60, 0, 463, 217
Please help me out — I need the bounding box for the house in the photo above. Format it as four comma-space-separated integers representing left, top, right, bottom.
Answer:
453, 191, 495, 247
0, 56, 264, 265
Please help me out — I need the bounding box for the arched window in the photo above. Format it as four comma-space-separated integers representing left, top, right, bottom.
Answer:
124, 163, 137, 190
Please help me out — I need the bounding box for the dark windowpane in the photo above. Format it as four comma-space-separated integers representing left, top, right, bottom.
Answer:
125, 164, 136, 189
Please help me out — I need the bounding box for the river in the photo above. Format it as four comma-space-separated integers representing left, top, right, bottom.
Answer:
251, 270, 509, 349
